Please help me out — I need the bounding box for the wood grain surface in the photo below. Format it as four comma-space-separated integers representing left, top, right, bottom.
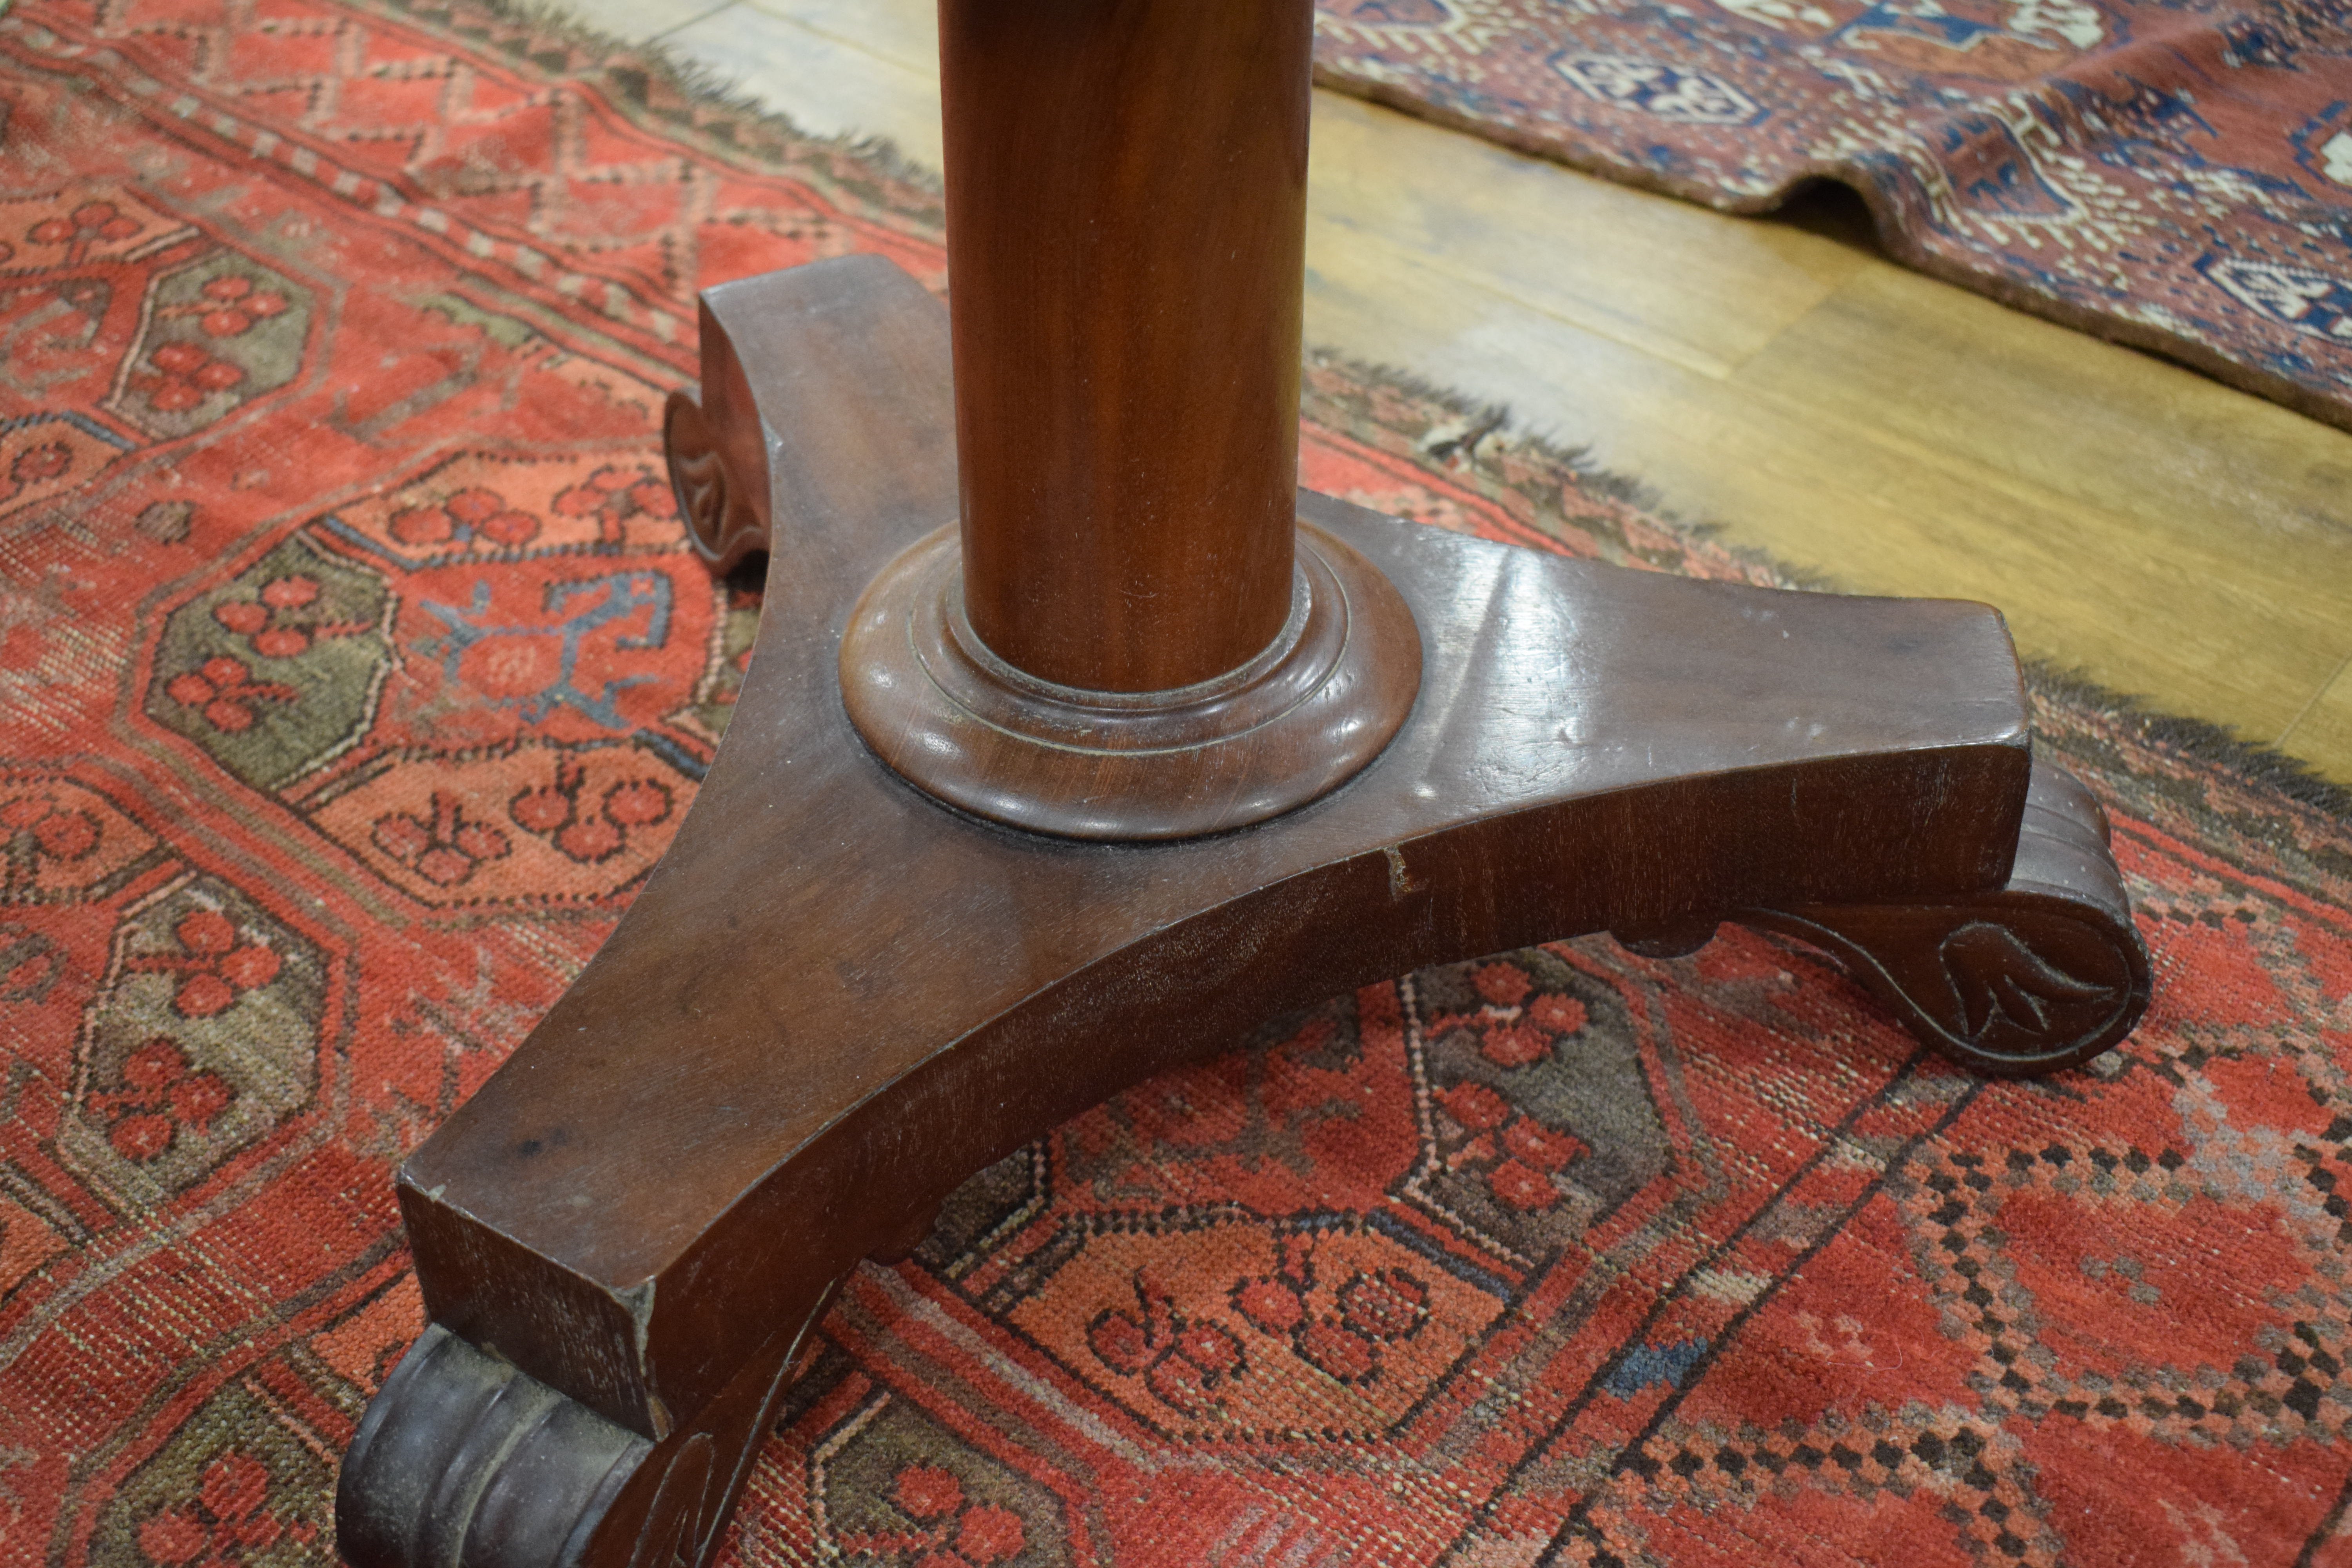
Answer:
339, 253, 2152, 1568
411, 255, 2047, 1446
938, 0, 1308, 692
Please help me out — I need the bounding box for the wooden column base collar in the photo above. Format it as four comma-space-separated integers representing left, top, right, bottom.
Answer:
839, 521, 1421, 838
335, 255, 2153, 1568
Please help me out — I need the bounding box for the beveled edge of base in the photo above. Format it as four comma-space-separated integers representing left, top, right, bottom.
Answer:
837, 517, 1423, 840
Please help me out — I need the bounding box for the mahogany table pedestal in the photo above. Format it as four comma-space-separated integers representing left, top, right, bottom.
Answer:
334, 3, 2151, 1564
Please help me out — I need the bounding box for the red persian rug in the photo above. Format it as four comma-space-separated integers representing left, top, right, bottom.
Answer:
1311, 0, 2352, 434
4, 2, 2352, 1565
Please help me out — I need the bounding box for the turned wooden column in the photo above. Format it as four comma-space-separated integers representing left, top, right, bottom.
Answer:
944, 0, 1308, 691
838, 0, 1423, 839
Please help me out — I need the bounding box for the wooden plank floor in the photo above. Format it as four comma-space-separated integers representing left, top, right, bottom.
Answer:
569, 0, 2352, 787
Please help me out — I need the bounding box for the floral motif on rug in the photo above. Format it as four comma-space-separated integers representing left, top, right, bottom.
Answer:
0, 1, 2348, 1565
1311, 0, 2352, 433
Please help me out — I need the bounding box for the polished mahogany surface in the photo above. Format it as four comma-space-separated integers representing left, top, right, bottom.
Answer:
940, 0, 1311, 692
339, 250, 2147, 1568
838, 0, 1418, 838
405, 255, 2034, 1446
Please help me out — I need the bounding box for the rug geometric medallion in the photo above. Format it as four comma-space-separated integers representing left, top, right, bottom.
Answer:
1310, 0, 2352, 432
3, 2, 2351, 1565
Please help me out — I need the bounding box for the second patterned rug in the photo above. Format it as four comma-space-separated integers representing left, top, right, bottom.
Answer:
1313, 0, 2352, 434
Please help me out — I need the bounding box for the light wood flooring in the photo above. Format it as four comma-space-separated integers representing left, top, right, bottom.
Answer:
563, 0, 2352, 787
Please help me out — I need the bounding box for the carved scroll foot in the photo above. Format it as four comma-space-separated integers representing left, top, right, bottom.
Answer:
1744, 760, 2151, 1077
338, 1281, 843, 1568
662, 292, 784, 575
663, 391, 761, 575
